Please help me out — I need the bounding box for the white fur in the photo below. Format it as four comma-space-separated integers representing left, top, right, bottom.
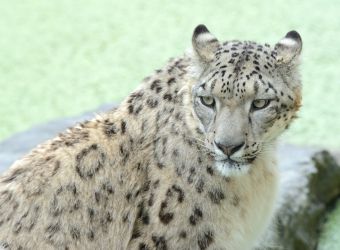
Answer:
279, 37, 298, 47
215, 161, 250, 176
196, 32, 216, 43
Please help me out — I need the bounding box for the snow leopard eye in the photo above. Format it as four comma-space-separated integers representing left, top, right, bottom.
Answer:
252, 99, 271, 110
200, 96, 215, 108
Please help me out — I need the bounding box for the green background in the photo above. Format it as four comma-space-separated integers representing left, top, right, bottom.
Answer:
1, 0, 340, 148
0, 0, 339, 247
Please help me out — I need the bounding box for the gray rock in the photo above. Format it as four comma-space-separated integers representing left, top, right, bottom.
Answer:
274, 150, 340, 250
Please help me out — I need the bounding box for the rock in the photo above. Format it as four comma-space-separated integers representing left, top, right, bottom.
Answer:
274, 150, 340, 250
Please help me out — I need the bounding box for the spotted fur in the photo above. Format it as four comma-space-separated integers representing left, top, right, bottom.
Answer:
0, 25, 302, 249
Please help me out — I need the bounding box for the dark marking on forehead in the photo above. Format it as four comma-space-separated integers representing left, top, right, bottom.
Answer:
267, 82, 278, 94
254, 81, 259, 94
210, 79, 217, 90
167, 78, 176, 85
211, 71, 218, 78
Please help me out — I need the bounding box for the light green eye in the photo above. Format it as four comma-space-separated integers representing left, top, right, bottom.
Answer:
200, 96, 215, 107
252, 99, 271, 110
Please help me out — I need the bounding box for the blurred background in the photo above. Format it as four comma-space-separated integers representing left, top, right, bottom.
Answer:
0, 0, 339, 248
0, 0, 340, 148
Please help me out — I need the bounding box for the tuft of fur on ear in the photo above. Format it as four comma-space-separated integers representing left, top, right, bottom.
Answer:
275, 30, 302, 65
192, 24, 220, 63
275, 31, 303, 103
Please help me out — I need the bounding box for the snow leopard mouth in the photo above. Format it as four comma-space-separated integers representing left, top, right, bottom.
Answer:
217, 158, 241, 166
216, 156, 256, 166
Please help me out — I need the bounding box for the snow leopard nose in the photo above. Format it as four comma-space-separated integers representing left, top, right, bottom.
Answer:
215, 141, 245, 156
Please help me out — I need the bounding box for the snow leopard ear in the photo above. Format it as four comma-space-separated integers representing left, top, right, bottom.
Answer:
275, 31, 302, 65
192, 24, 220, 63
